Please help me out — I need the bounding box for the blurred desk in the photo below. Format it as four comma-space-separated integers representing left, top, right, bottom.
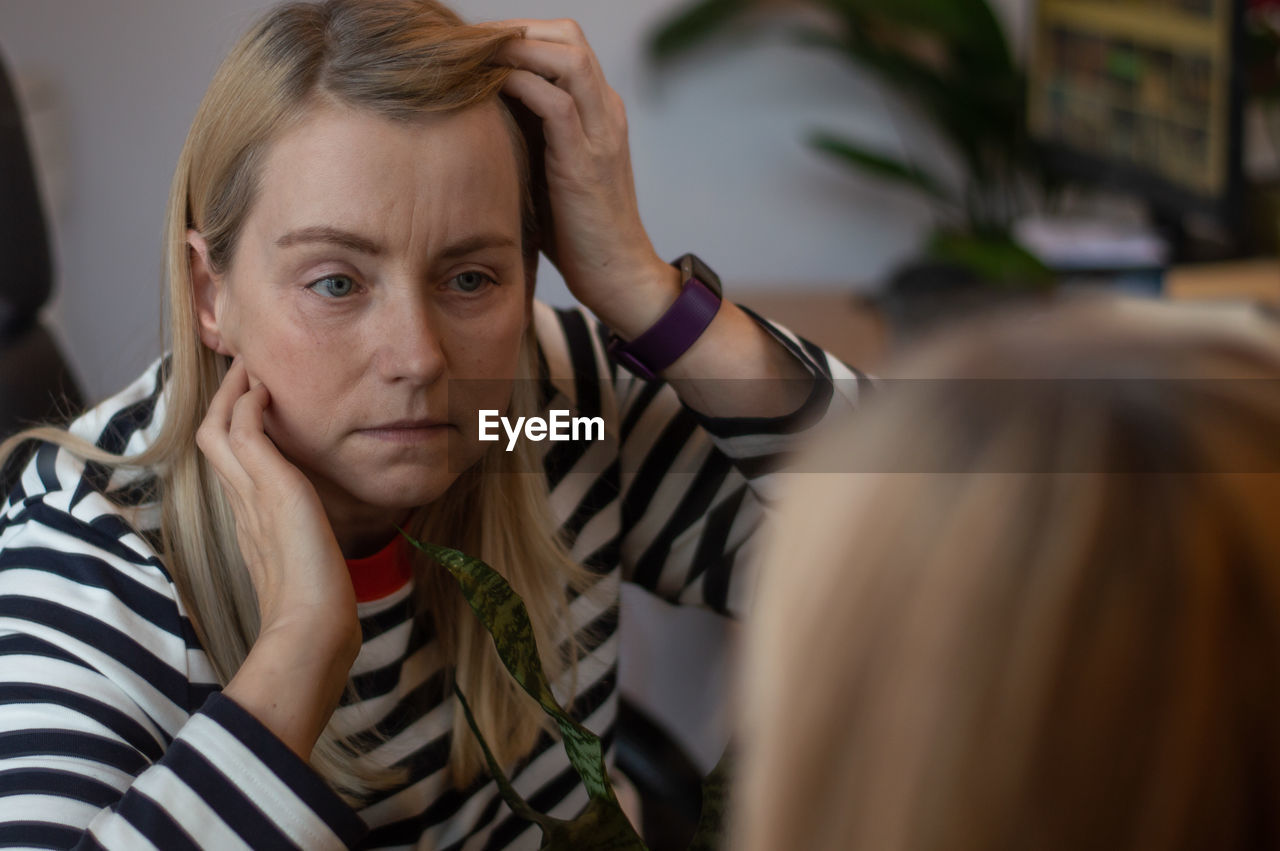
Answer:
739, 261, 1280, 373
737, 289, 887, 371
1165, 259, 1280, 305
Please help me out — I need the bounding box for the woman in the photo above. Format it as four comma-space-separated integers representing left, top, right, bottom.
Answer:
0, 1, 860, 848
738, 296, 1280, 851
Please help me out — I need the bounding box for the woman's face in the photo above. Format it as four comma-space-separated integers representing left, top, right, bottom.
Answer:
192, 98, 529, 544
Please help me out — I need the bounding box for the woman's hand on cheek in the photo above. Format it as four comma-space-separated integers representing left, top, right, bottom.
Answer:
492, 19, 682, 338
196, 357, 361, 759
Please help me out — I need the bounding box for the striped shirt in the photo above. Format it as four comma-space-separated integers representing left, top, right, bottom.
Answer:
0, 301, 864, 849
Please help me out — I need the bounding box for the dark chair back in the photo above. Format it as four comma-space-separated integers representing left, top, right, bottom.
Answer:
0, 48, 52, 338
0, 47, 84, 492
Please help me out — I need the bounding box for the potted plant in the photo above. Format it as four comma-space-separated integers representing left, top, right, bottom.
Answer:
647, 0, 1061, 337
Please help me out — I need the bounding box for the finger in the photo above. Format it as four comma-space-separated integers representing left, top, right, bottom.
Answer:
495, 39, 611, 138
206, 357, 251, 429
197, 360, 256, 492
197, 415, 252, 495
501, 68, 587, 155
482, 18, 589, 47
226, 383, 299, 491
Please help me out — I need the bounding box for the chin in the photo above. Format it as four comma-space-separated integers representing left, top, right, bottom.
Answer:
349, 470, 462, 510
303, 439, 492, 516
303, 459, 460, 514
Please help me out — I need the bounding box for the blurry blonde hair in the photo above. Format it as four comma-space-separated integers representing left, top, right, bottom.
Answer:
0, 0, 589, 800
738, 296, 1280, 851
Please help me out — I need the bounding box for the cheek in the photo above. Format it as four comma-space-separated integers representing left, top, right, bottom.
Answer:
237, 319, 355, 447
231, 291, 346, 384
447, 312, 528, 430
459, 307, 526, 379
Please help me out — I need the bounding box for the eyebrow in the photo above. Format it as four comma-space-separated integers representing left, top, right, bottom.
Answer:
437, 233, 520, 261
276, 226, 383, 255
274, 226, 518, 260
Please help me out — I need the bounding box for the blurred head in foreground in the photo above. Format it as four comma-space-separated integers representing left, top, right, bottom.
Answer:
737, 296, 1280, 851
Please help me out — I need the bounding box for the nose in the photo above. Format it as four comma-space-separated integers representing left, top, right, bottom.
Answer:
376, 288, 446, 385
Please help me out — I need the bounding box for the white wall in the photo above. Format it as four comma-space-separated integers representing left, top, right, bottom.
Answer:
2, 0, 1024, 400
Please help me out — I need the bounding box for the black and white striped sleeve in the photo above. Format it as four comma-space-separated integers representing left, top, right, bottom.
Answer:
0, 490, 368, 849
605, 303, 868, 617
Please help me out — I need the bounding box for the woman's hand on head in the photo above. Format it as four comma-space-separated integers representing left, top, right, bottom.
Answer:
491, 19, 682, 338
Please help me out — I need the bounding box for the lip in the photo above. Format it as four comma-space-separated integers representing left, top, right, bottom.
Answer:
358, 419, 454, 443
365, 418, 451, 430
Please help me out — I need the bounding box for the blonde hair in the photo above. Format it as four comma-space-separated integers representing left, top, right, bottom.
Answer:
738, 296, 1280, 851
1, 0, 590, 799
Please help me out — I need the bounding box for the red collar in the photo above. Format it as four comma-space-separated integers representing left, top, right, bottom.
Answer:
345, 536, 413, 603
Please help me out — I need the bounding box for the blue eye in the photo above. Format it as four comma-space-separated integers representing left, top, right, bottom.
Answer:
450, 271, 496, 293
308, 275, 356, 298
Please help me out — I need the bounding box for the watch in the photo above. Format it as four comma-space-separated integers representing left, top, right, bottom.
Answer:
606, 253, 723, 380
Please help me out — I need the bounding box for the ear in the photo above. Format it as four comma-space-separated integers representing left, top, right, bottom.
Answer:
188, 230, 233, 356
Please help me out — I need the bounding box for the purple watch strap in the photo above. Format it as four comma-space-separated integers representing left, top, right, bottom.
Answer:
607, 277, 722, 380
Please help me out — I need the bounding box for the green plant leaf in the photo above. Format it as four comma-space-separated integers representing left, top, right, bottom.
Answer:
647, 0, 754, 60
402, 535, 619, 803
455, 688, 647, 850
788, 19, 1018, 186
687, 749, 733, 851
646, 0, 1041, 235
403, 533, 663, 849
925, 230, 1055, 291
822, 0, 1014, 75
454, 687, 550, 830
809, 130, 954, 204
827, 18, 1025, 178
842, 35, 984, 177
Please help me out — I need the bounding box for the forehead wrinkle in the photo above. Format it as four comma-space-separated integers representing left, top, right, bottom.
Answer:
406, 129, 520, 270
259, 100, 521, 275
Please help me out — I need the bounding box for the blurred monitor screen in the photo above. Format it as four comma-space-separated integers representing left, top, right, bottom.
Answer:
1028, 0, 1244, 222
